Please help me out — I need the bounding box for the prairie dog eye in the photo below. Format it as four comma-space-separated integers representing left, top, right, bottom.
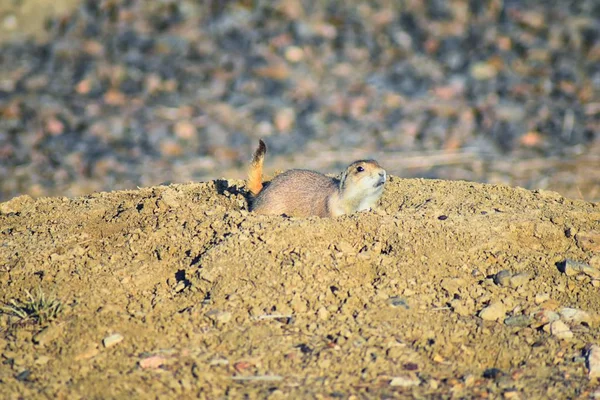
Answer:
356, 166, 364, 173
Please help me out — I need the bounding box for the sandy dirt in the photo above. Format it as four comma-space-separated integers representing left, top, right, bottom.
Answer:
1, 177, 599, 398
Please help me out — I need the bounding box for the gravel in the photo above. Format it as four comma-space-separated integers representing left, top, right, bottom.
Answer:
0, 0, 599, 201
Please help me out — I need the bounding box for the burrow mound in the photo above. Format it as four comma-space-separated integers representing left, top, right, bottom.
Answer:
0, 178, 599, 398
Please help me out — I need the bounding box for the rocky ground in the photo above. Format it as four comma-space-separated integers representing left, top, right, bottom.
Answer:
1, 1, 600, 398
1, 177, 600, 398
0, 0, 599, 202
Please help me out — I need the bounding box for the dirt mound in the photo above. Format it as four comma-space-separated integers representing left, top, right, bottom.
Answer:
1, 178, 599, 398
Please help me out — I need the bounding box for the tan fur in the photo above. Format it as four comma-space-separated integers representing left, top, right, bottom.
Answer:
247, 140, 386, 217
247, 139, 266, 196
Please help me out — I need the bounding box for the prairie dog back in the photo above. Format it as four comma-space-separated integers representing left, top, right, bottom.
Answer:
252, 169, 338, 217
246, 140, 386, 217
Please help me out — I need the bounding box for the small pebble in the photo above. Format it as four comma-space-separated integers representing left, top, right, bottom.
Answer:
174, 281, 186, 292
317, 307, 329, 321
389, 375, 420, 387
534, 293, 550, 304
482, 368, 503, 379
33, 325, 63, 346
103, 333, 124, 348
388, 296, 409, 309
209, 358, 229, 366
285, 46, 304, 62
504, 315, 532, 327
450, 299, 472, 316
493, 270, 512, 286
509, 273, 530, 288
503, 389, 520, 399
274, 107, 296, 133
539, 299, 560, 311
575, 232, 600, 252
463, 374, 476, 386
588, 345, 600, 379
479, 302, 506, 322
15, 369, 31, 382
470, 62, 497, 80
559, 307, 592, 326
558, 260, 600, 279
206, 310, 232, 324
531, 309, 560, 327
440, 277, 466, 294
75, 346, 100, 361
550, 320, 573, 340
34, 356, 51, 365
139, 355, 166, 369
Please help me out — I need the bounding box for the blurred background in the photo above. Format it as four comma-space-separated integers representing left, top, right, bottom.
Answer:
0, 0, 598, 203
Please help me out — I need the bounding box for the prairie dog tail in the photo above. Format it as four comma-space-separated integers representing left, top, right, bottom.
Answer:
247, 139, 267, 196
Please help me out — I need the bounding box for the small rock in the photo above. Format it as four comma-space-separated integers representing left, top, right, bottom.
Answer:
509, 273, 530, 288
534, 293, 550, 304
531, 309, 560, 328
174, 281, 186, 292
575, 232, 600, 252
550, 320, 573, 340
471, 62, 497, 80
290, 296, 308, 313
139, 355, 166, 369
539, 299, 560, 311
493, 270, 512, 286
14, 369, 31, 382
504, 315, 532, 327
285, 46, 304, 63
588, 345, 600, 379
335, 241, 355, 254
34, 356, 51, 365
479, 302, 506, 322
518, 10, 545, 29
274, 108, 296, 133
403, 362, 419, 371
206, 309, 232, 324
317, 307, 329, 321
75, 345, 99, 361
482, 368, 503, 379
463, 374, 476, 386
388, 296, 409, 309
209, 358, 229, 366
559, 308, 592, 326
441, 277, 466, 294
234, 361, 254, 372
558, 259, 600, 279
450, 299, 472, 316
103, 333, 124, 348
389, 374, 420, 387
503, 389, 520, 399
173, 120, 197, 140
32, 325, 63, 345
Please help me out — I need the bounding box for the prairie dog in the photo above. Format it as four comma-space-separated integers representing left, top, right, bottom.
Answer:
247, 140, 386, 217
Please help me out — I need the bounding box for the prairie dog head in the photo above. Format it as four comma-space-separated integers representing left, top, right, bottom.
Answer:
339, 160, 386, 211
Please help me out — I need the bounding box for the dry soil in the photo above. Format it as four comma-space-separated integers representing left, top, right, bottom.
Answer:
1, 177, 600, 398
